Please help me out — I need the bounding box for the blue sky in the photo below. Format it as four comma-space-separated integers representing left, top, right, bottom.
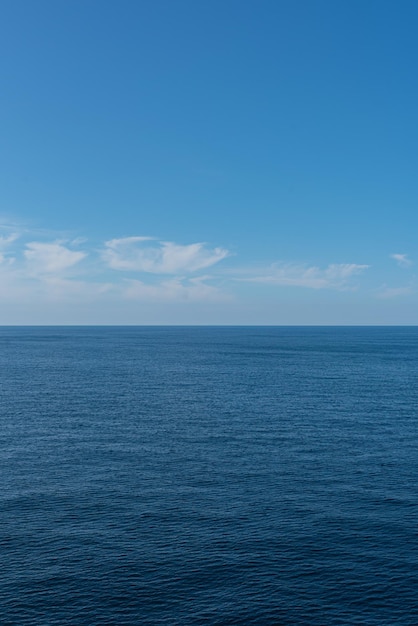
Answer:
1, 0, 417, 323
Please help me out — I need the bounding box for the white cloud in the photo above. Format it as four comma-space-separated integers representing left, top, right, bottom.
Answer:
102, 236, 229, 274
24, 241, 86, 274
122, 275, 228, 302
0, 232, 19, 247
238, 263, 369, 289
0, 232, 19, 264
390, 253, 412, 268
0, 225, 394, 322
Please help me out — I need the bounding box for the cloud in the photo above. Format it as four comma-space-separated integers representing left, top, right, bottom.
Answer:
0, 226, 384, 321
122, 275, 228, 302
102, 236, 229, 274
0, 232, 19, 264
376, 285, 414, 299
24, 241, 86, 274
238, 263, 369, 289
0, 232, 19, 247
33, 276, 113, 300
390, 253, 412, 268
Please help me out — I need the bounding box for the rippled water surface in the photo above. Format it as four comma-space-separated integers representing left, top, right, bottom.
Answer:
1, 326, 418, 625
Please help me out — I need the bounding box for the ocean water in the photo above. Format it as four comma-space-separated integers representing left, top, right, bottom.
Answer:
1, 326, 418, 625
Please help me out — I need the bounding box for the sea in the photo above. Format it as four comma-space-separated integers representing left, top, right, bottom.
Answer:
1, 326, 418, 625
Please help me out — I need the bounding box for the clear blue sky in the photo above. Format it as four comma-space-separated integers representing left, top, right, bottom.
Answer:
1, 0, 417, 323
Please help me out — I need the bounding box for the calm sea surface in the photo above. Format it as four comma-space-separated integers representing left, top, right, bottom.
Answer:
1, 326, 418, 625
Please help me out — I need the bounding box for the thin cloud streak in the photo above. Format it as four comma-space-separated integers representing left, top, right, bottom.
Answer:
237, 263, 369, 289
0, 233, 19, 247
390, 253, 412, 268
376, 285, 414, 299
123, 275, 229, 302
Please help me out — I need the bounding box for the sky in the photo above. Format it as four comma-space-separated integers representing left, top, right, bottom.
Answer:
1, 0, 418, 324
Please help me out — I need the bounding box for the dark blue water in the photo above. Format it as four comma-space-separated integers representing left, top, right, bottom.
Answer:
1, 327, 418, 625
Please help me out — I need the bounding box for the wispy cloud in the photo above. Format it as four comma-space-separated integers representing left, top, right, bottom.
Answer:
32, 276, 113, 300
3, 224, 415, 322
0, 233, 19, 247
237, 263, 369, 289
0, 232, 231, 307
0, 232, 19, 264
376, 285, 414, 299
24, 241, 86, 274
390, 253, 412, 268
122, 275, 228, 302
102, 237, 229, 274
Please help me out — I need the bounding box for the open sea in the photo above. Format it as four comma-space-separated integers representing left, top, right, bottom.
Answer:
1, 326, 418, 625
